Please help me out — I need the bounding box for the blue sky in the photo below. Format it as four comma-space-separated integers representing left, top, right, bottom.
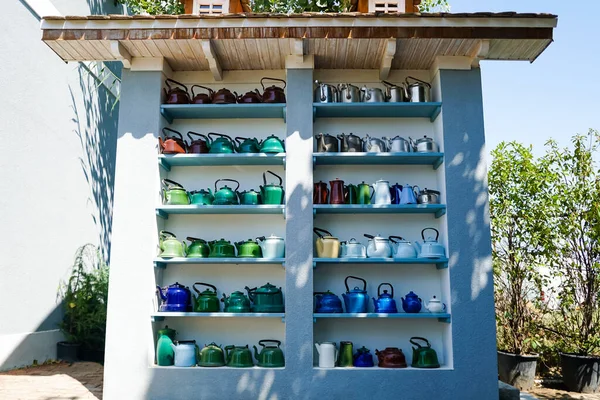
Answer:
449, 0, 600, 157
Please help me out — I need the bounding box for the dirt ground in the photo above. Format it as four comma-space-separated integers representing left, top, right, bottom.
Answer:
1, 362, 599, 400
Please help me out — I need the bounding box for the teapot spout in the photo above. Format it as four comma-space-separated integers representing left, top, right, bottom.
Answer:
156, 286, 166, 301
413, 241, 422, 252
170, 343, 176, 352
314, 343, 321, 354
253, 345, 260, 360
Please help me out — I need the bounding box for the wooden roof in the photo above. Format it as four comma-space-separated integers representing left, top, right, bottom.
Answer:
41, 13, 557, 74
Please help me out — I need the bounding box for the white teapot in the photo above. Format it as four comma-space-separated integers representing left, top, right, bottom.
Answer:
424, 296, 446, 313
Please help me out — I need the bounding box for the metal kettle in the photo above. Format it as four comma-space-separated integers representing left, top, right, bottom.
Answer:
237, 89, 263, 104
410, 135, 439, 153
353, 346, 375, 367
189, 189, 214, 206
221, 291, 251, 313
364, 233, 393, 258
405, 76, 431, 103
338, 133, 363, 152
340, 238, 367, 258
212, 88, 238, 104
162, 178, 190, 205
208, 132, 235, 154
401, 291, 422, 313
372, 283, 398, 313
159, 127, 187, 154
197, 342, 225, 367
190, 85, 214, 104
260, 135, 285, 153
342, 275, 369, 313
389, 236, 418, 259
186, 237, 210, 258
399, 184, 418, 205
415, 228, 446, 259
261, 77, 286, 103
382, 80, 407, 102
314, 291, 343, 313
314, 227, 340, 258
253, 340, 285, 367
338, 83, 361, 103
159, 231, 187, 258
363, 135, 388, 152
315, 133, 339, 152
164, 78, 190, 104
213, 179, 240, 205
234, 137, 261, 153
314, 80, 338, 103
187, 131, 210, 154
410, 337, 440, 368
360, 86, 385, 103
156, 282, 191, 312
245, 282, 284, 313
192, 282, 220, 312
371, 180, 392, 205
260, 170, 284, 205
387, 136, 412, 152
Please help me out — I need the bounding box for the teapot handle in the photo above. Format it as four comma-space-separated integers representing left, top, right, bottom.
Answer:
208, 132, 234, 143
193, 282, 217, 295
421, 227, 439, 241
388, 236, 404, 244
186, 131, 209, 143
244, 286, 257, 302
186, 236, 206, 243
363, 234, 375, 239
191, 85, 214, 98
413, 185, 421, 196
162, 178, 185, 190
261, 77, 286, 90
378, 282, 394, 298
313, 227, 332, 238
345, 275, 366, 292
258, 339, 281, 348
159, 230, 176, 239
263, 170, 283, 186
234, 136, 249, 145
215, 179, 240, 193
165, 78, 189, 93
405, 76, 431, 88
162, 127, 183, 140
409, 337, 431, 348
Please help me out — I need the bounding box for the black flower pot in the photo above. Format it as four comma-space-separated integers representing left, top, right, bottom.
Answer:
560, 353, 600, 393
56, 341, 80, 362
497, 350, 538, 391
79, 347, 105, 364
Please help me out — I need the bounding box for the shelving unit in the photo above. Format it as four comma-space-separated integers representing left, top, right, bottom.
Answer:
313, 152, 444, 170
154, 257, 285, 269
313, 313, 451, 323
156, 205, 285, 218
160, 103, 286, 123
151, 312, 285, 322
312, 102, 442, 122
159, 153, 286, 171
313, 204, 446, 218
313, 257, 448, 269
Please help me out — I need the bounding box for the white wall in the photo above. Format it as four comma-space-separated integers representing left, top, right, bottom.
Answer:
0, 0, 121, 370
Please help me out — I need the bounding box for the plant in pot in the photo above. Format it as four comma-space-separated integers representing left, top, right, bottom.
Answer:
489, 142, 556, 390
58, 244, 109, 363
543, 131, 600, 393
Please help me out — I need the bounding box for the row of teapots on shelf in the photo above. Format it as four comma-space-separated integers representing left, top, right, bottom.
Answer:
316, 133, 438, 153
158, 231, 285, 259
162, 172, 284, 206
156, 281, 284, 313
315, 337, 440, 369
314, 276, 446, 314
164, 78, 286, 105
314, 179, 440, 205
157, 327, 284, 368
159, 128, 285, 154
314, 78, 431, 103
314, 228, 445, 259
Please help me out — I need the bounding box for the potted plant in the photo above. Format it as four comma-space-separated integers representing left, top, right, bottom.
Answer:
58, 244, 109, 363
489, 142, 556, 390
543, 131, 600, 393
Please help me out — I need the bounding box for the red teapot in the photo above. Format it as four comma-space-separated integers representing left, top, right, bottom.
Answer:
187, 131, 210, 154
237, 89, 263, 104
191, 85, 214, 104
261, 77, 286, 103
159, 128, 187, 154
163, 79, 190, 104
213, 88, 238, 104
376, 347, 407, 368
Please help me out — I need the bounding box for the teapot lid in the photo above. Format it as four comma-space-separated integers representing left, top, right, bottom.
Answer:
320, 290, 338, 297
349, 286, 367, 294
265, 234, 283, 240
204, 342, 221, 349
346, 238, 361, 245
421, 188, 440, 195
256, 282, 281, 293
416, 135, 434, 143
379, 290, 393, 298
215, 238, 232, 244
168, 282, 185, 289
405, 291, 419, 298
357, 346, 370, 353
175, 340, 196, 345
230, 291, 246, 297
428, 295, 441, 303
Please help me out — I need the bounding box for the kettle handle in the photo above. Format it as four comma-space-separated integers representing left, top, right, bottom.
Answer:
208, 132, 234, 142
409, 337, 431, 348
159, 230, 176, 239
345, 275, 367, 292
313, 227, 332, 238
381, 80, 396, 88
405, 76, 432, 88
215, 179, 240, 193
234, 136, 249, 145
388, 236, 404, 244
261, 77, 286, 90
244, 286, 256, 302
162, 127, 183, 140
165, 78, 189, 93
191, 84, 214, 98
421, 227, 439, 241
363, 234, 375, 239
263, 170, 283, 186
258, 339, 281, 348
187, 131, 209, 143
412, 185, 421, 196
186, 236, 206, 243
378, 282, 394, 298
162, 178, 185, 190
193, 282, 217, 295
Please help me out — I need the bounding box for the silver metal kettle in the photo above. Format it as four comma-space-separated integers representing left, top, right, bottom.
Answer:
338, 83, 361, 103
363, 135, 388, 152
360, 86, 385, 103
382, 80, 407, 102
405, 76, 431, 103
314, 80, 338, 103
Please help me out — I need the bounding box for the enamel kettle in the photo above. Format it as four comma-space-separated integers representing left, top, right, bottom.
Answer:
401, 291, 422, 313
170, 340, 198, 367
157, 282, 191, 312
389, 236, 417, 259
372, 180, 392, 205
399, 184, 418, 205
338, 133, 363, 152
156, 325, 176, 366
353, 346, 375, 367
187, 131, 211, 154
364, 234, 392, 258
261, 170, 284, 205
363, 135, 388, 152
410, 337, 440, 368
162, 179, 190, 205
415, 228, 446, 259
254, 339, 285, 368
314, 291, 343, 313
424, 296, 447, 313
213, 179, 240, 205
315, 342, 337, 368
340, 238, 366, 258
159, 231, 187, 258
192, 282, 220, 312
159, 128, 187, 154
342, 276, 369, 313
314, 228, 340, 258
372, 283, 398, 313
256, 235, 285, 259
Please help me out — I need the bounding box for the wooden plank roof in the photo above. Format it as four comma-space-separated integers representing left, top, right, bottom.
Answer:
41, 12, 557, 72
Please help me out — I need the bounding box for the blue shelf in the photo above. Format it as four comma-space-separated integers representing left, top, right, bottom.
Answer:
158, 153, 285, 171
161, 103, 286, 123
313, 204, 446, 218
313, 102, 442, 122
156, 205, 285, 218
151, 312, 285, 322
313, 152, 444, 170
313, 257, 448, 269
154, 257, 285, 269
313, 313, 451, 323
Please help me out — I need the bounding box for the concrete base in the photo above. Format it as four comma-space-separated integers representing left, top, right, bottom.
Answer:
0, 330, 64, 371
499, 380, 520, 400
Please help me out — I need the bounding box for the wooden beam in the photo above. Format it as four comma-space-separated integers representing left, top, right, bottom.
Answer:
379, 39, 396, 80
109, 40, 131, 69
201, 39, 223, 81
471, 39, 490, 67
183, 0, 193, 14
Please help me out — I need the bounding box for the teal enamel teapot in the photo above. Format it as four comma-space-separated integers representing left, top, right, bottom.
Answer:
208, 132, 235, 154
221, 291, 251, 312
235, 137, 261, 153
260, 135, 285, 153
162, 179, 190, 205
189, 189, 214, 205
261, 170, 284, 205
214, 179, 240, 205
159, 231, 186, 258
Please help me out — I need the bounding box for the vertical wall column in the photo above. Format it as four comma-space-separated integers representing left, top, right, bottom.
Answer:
439, 68, 498, 397
284, 67, 314, 375
103, 70, 163, 399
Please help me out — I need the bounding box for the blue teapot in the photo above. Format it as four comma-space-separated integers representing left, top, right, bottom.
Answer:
353, 346, 374, 367
157, 282, 192, 312
372, 283, 398, 313
314, 291, 343, 313
401, 291, 422, 313
399, 184, 418, 205
342, 276, 369, 313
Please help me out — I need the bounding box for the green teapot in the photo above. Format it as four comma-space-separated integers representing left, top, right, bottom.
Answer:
159, 231, 187, 258
193, 282, 220, 312
235, 239, 262, 258
221, 291, 251, 313
260, 170, 284, 205
189, 189, 214, 205
208, 238, 236, 258
225, 345, 254, 368
208, 132, 235, 154
245, 282, 284, 313
197, 342, 225, 367
260, 135, 285, 153
156, 325, 176, 366
410, 337, 440, 368
253, 339, 285, 368
162, 179, 190, 205
213, 179, 240, 205
186, 237, 210, 258
235, 137, 262, 153
238, 189, 261, 205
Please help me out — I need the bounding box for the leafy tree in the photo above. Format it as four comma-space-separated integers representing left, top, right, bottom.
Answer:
115, 0, 185, 15
418, 0, 450, 12
490, 142, 556, 354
